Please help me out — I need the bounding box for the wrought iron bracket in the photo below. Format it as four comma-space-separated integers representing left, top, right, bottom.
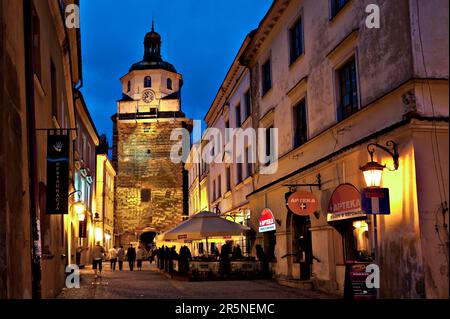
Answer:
367, 140, 399, 171
283, 174, 322, 192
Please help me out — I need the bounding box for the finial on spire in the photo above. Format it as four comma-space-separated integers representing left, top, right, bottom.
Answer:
152, 19, 155, 32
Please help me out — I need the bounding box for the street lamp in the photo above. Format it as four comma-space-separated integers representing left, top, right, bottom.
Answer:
360, 140, 399, 188
360, 141, 399, 300
93, 212, 103, 243
73, 201, 86, 221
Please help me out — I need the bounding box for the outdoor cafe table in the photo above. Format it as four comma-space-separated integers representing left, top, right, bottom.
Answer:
189, 260, 262, 278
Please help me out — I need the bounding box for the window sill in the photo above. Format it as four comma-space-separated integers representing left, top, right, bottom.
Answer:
329, 1, 352, 23
289, 53, 305, 70
224, 190, 232, 199
242, 116, 252, 128
34, 74, 46, 97
243, 176, 253, 185
235, 181, 245, 191
261, 88, 273, 100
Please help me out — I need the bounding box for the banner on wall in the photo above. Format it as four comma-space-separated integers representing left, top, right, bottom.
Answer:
259, 208, 276, 233
46, 134, 70, 215
327, 183, 366, 222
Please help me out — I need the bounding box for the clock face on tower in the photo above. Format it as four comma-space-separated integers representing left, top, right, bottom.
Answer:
142, 90, 155, 103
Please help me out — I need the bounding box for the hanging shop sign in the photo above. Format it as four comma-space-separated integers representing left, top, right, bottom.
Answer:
286, 191, 319, 216
327, 183, 366, 222
46, 134, 70, 215
361, 188, 391, 215
344, 261, 377, 300
259, 208, 276, 233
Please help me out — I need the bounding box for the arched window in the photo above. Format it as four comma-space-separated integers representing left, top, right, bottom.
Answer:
127, 81, 131, 92
167, 78, 173, 90
144, 76, 152, 88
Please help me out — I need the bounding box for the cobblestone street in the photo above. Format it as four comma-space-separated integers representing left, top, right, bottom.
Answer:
57, 263, 338, 299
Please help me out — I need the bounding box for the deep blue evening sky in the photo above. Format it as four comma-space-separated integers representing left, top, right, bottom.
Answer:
80, 0, 272, 142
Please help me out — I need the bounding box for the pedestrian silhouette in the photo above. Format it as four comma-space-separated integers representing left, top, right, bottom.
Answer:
117, 246, 125, 271
127, 244, 136, 271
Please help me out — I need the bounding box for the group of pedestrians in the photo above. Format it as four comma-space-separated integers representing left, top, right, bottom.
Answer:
91, 242, 153, 276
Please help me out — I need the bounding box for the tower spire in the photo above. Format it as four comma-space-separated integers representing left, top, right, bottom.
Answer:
152, 19, 154, 32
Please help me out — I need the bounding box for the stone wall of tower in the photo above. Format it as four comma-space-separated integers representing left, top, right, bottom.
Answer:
115, 119, 189, 244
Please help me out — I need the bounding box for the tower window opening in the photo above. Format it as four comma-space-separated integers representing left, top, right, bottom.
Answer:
144, 76, 152, 88
167, 78, 173, 90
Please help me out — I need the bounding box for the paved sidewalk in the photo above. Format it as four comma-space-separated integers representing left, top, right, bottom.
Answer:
57, 262, 338, 299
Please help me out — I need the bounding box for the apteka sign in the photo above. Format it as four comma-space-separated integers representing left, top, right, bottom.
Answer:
259, 208, 276, 233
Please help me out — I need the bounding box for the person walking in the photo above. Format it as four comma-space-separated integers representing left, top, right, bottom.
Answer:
117, 246, 125, 271
148, 246, 154, 265
136, 245, 145, 271
219, 242, 231, 278
127, 244, 136, 271
256, 245, 269, 277
92, 242, 105, 279
109, 246, 118, 271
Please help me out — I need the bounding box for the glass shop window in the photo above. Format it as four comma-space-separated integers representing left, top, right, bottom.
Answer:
334, 219, 371, 261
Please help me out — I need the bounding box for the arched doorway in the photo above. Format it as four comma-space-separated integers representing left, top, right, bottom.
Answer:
140, 227, 157, 249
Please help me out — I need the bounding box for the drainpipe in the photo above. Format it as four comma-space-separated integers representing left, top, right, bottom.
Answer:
24, 0, 42, 299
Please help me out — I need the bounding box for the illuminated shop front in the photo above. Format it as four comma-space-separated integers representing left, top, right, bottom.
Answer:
327, 183, 372, 262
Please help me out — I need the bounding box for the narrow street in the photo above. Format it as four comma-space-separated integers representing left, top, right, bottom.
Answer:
57, 263, 337, 299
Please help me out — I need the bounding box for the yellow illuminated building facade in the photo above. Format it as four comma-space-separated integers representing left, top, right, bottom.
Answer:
96, 154, 116, 252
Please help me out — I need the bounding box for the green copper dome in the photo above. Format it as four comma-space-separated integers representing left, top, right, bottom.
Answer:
129, 22, 177, 73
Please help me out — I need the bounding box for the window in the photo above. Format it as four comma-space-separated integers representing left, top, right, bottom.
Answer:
82, 134, 86, 160
236, 159, 243, 184
262, 59, 272, 96
51, 60, 57, 118
141, 189, 152, 202
289, 16, 304, 64
331, 0, 349, 18
127, 81, 131, 92
235, 103, 241, 127
32, 5, 41, 80
293, 99, 308, 148
244, 90, 252, 120
144, 76, 152, 88
87, 144, 91, 167
217, 175, 222, 198
225, 119, 230, 143
86, 182, 92, 212
167, 78, 173, 90
337, 58, 359, 121
226, 166, 231, 192
245, 146, 254, 178
264, 126, 274, 166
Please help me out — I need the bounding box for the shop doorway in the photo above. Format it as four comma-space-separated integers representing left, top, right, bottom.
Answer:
333, 219, 371, 262
292, 215, 313, 280
263, 231, 276, 261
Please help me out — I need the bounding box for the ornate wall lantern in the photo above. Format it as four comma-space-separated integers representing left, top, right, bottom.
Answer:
360, 140, 399, 188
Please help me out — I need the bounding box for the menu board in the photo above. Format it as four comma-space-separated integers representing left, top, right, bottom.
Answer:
344, 261, 377, 299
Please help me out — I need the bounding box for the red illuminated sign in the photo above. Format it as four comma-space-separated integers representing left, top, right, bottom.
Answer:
259, 209, 276, 233
327, 183, 365, 222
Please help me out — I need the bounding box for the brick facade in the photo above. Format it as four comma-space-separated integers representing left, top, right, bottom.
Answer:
115, 119, 190, 244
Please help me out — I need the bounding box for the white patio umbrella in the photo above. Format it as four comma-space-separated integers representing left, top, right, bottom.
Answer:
160, 211, 250, 254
